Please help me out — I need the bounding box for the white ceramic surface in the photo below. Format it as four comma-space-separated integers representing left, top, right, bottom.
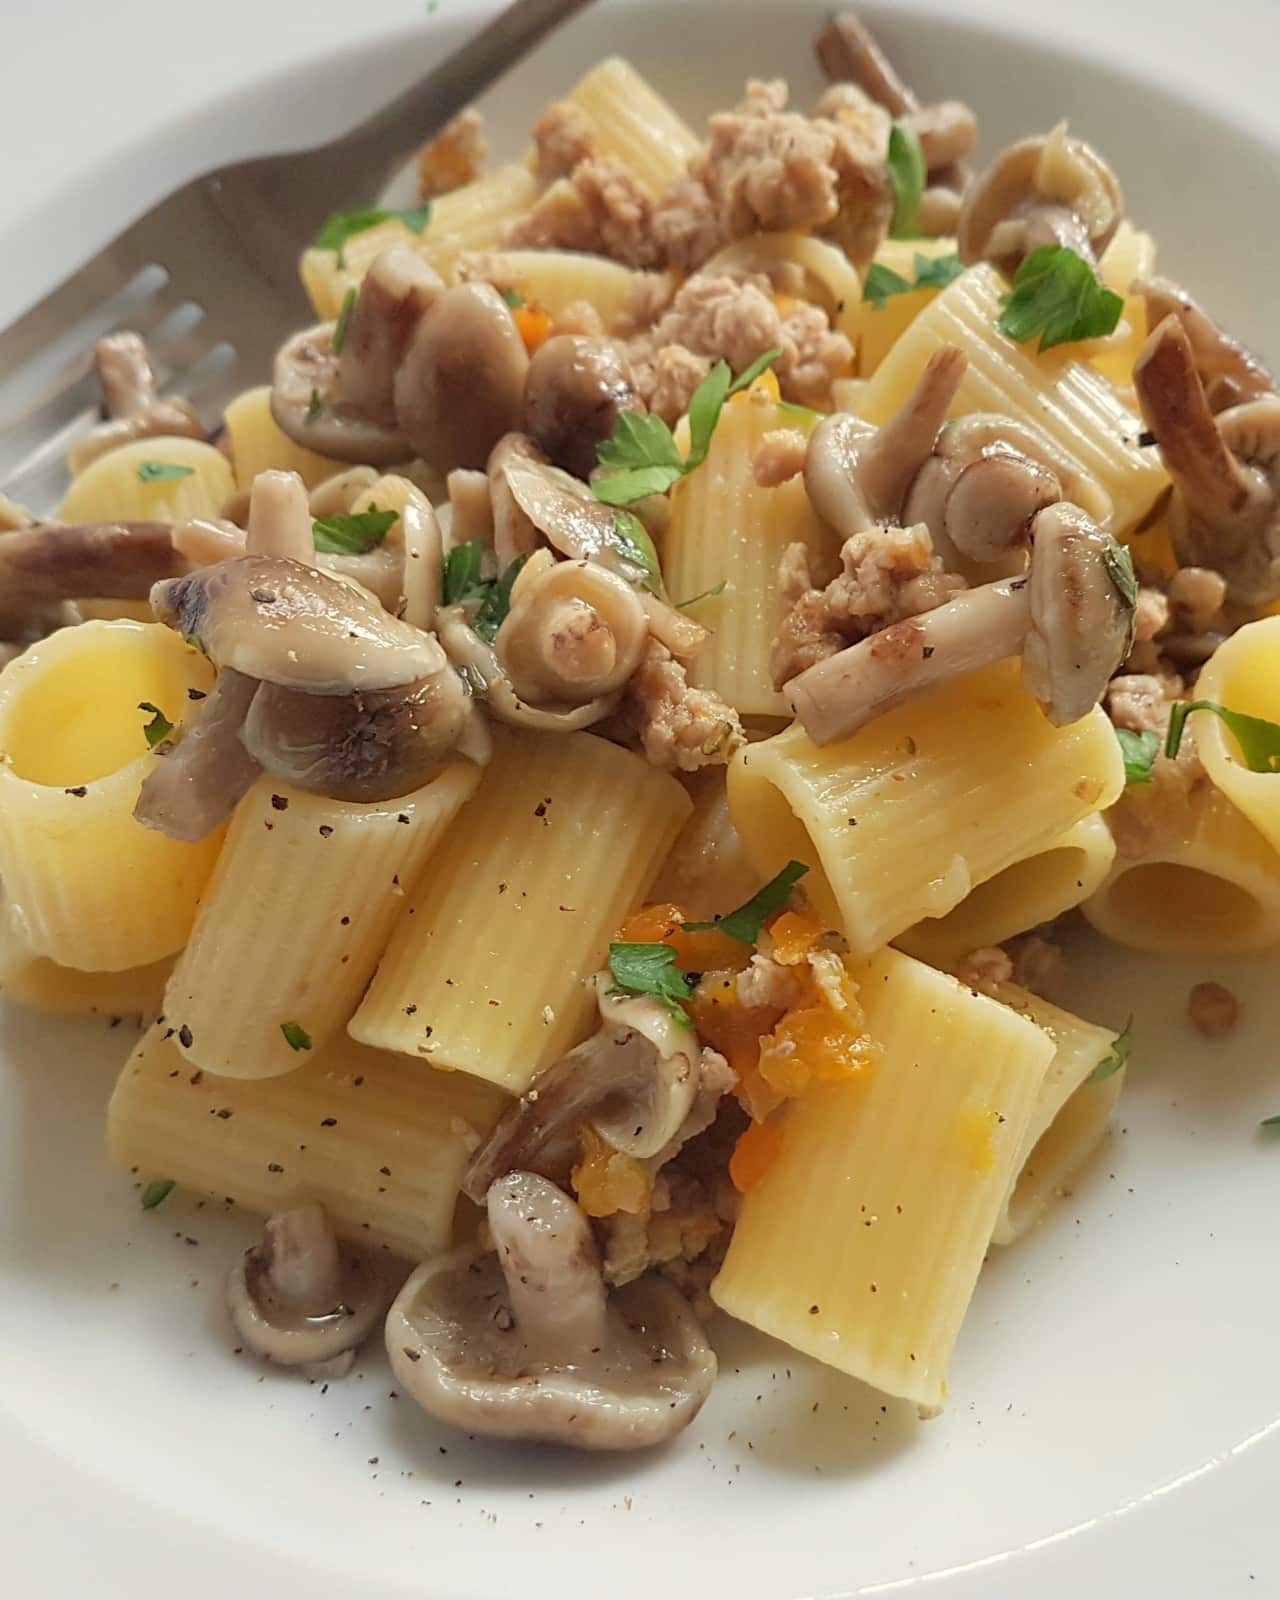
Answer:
3, 3, 1279, 1596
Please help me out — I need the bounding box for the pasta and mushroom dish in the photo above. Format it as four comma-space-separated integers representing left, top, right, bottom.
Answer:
5, 11, 1280, 1453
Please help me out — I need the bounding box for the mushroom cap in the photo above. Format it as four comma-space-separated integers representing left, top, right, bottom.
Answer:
388, 1173, 716, 1450
804, 412, 879, 538
494, 553, 650, 706
228, 1203, 387, 1370
271, 324, 410, 465
150, 554, 446, 692
336, 247, 443, 420
487, 432, 549, 570
436, 605, 618, 732
523, 335, 643, 480
394, 283, 529, 473
1022, 503, 1133, 725
958, 129, 1122, 271
242, 671, 476, 802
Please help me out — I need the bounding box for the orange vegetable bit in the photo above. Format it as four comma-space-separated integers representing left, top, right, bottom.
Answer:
687, 972, 783, 1080
571, 1125, 652, 1218
615, 901, 748, 975
729, 1114, 786, 1193
757, 1003, 877, 1101
513, 303, 554, 354
767, 908, 826, 965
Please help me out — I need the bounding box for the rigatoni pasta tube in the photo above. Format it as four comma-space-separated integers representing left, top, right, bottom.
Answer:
663, 390, 834, 717
561, 57, 700, 195
0, 621, 220, 970
460, 251, 659, 332
1082, 783, 1280, 954
711, 947, 1053, 1409
896, 813, 1116, 969
648, 770, 762, 921
107, 1025, 508, 1261
853, 235, 959, 377
854, 263, 1167, 533
60, 436, 234, 525
301, 166, 539, 320
351, 727, 691, 1094
728, 661, 1124, 956
1191, 617, 1280, 856
985, 984, 1124, 1246
164, 766, 478, 1081
0, 907, 171, 1019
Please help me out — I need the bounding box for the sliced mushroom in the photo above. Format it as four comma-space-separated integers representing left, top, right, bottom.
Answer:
787, 503, 1133, 741
336, 247, 443, 420
1134, 314, 1280, 604
436, 603, 617, 732
394, 283, 529, 473
958, 124, 1123, 273
1137, 277, 1275, 414
242, 666, 477, 803
463, 983, 702, 1202
494, 551, 650, 707
0, 520, 184, 607
68, 333, 205, 474
387, 1172, 716, 1448
150, 555, 444, 691
1021, 502, 1135, 724
487, 433, 547, 570
134, 666, 263, 841
244, 469, 315, 562
815, 12, 916, 116
523, 335, 643, 479
228, 1203, 387, 1379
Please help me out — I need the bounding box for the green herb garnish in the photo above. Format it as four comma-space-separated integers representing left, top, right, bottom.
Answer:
473, 556, 527, 643
886, 124, 927, 239
141, 1178, 175, 1211
607, 510, 664, 597
685, 860, 810, 944
1260, 1114, 1280, 1130
1165, 701, 1280, 772
280, 1021, 312, 1052
314, 203, 431, 267
501, 287, 527, 309
997, 245, 1124, 353
862, 253, 964, 310
332, 287, 357, 357
312, 507, 398, 556
305, 387, 322, 425
1087, 1018, 1133, 1084
138, 702, 174, 748
594, 350, 782, 507
608, 941, 694, 1022
1115, 727, 1160, 785
136, 461, 195, 483
675, 580, 728, 609
441, 540, 490, 606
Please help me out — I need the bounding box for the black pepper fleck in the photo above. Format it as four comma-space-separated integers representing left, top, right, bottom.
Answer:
270, 794, 289, 811
64, 786, 87, 797
178, 1025, 193, 1049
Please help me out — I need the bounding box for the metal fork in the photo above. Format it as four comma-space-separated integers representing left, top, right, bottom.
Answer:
0, 0, 595, 513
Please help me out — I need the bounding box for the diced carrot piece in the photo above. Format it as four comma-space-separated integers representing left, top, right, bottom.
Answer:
513, 304, 554, 353
730, 1115, 786, 1192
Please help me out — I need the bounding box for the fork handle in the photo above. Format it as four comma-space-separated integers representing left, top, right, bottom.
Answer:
340, 0, 599, 190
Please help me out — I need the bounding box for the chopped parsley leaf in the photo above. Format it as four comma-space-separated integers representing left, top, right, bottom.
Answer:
997, 245, 1123, 353
501, 287, 527, 309
886, 123, 926, 239
685, 860, 810, 944
141, 1178, 175, 1210
675, 580, 728, 609
862, 253, 964, 310
305, 387, 323, 425
1115, 727, 1160, 785
1086, 1018, 1133, 1084
280, 1021, 312, 1052
606, 510, 664, 597
136, 461, 195, 483
138, 701, 174, 748
608, 941, 693, 1022
312, 507, 398, 556
473, 556, 527, 643
1165, 701, 1280, 773
332, 287, 357, 357
314, 203, 431, 267
441, 540, 490, 606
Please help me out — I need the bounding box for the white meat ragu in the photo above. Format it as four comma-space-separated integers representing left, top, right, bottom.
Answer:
626, 639, 746, 772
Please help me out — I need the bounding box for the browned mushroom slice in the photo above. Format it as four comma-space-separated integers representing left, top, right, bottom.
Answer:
150, 555, 444, 691
387, 1172, 716, 1449
68, 333, 205, 473
1021, 503, 1134, 725
462, 987, 702, 1202
815, 12, 917, 116
394, 283, 529, 473
242, 667, 477, 803
336, 247, 443, 418
0, 520, 184, 606
1134, 315, 1280, 605
494, 552, 650, 708
487, 433, 548, 569
229, 1203, 388, 1379
133, 666, 262, 841
1137, 277, 1275, 414
958, 125, 1123, 273
523, 334, 644, 480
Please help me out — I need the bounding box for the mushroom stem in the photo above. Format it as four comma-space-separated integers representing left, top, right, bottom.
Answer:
1134, 316, 1269, 559
245, 470, 315, 564
786, 577, 1032, 744
96, 332, 158, 418
133, 666, 262, 841
856, 347, 967, 519
262, 1203, 344, 1315
0, 521, 184, 605
1135, 277, 1274, 412
486, 1173, 610, 1364
815, 12, 918, 115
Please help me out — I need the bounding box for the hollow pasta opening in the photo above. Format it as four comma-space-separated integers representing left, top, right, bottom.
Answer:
0, 621, 209, 789
730, 769, 841, 930
1105, 861, 1262, 948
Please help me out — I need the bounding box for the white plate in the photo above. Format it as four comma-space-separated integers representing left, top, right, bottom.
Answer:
3, 3, 1279, 1595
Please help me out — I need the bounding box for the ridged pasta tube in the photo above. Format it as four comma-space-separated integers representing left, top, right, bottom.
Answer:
853, 235, 959, 377
460, 250, 656, 331
107, 1024, 508, 1261
728, 661, 1124, 956
711, 946, 1054, 1409
163, 765, 479, 1081
561, 57, 700, 195
350, 727, 691, 1094
59, 436, 234, 525
0, 906, 171, 1018
1192, 618, 1280, 857
0, 621, 220, 969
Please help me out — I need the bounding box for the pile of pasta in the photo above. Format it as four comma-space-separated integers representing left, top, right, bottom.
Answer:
4, 41, 1279, 1433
